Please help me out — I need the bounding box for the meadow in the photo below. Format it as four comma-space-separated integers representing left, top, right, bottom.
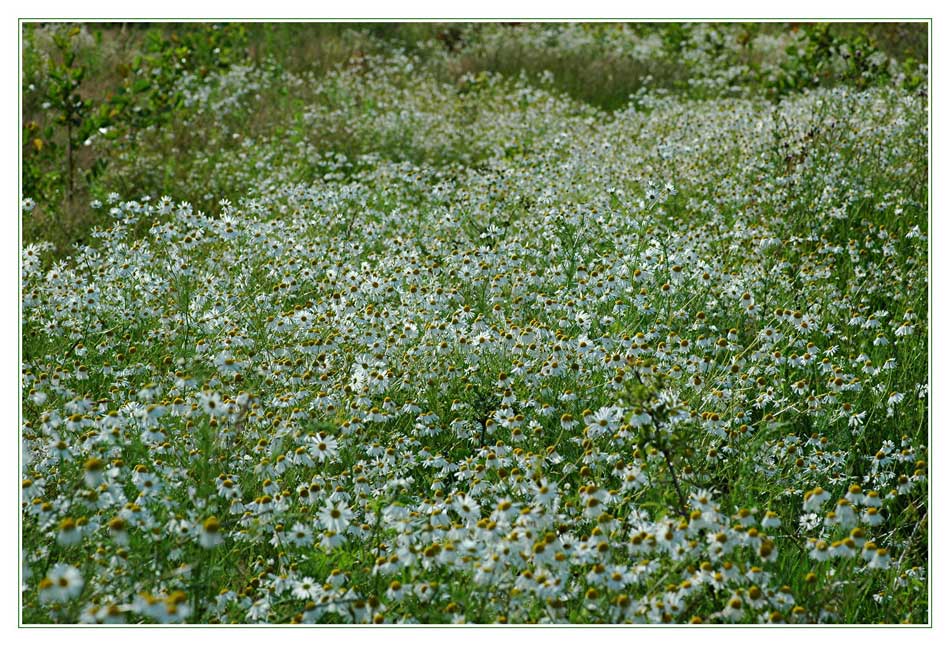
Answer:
20, 22, 929, 624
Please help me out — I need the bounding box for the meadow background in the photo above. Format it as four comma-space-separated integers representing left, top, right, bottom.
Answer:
21, 22, 929, 624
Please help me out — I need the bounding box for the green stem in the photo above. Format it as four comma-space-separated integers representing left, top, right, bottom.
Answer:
660, 445, 688, 518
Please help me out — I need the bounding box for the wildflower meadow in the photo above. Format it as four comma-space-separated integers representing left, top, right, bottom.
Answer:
20, 22, 929, 624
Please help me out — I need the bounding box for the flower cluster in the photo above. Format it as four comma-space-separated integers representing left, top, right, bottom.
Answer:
21, 25, 927, 624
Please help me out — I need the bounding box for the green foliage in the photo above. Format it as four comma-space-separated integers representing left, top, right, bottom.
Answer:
23, 25, 99, 209
117, 24, 248, 129
766, 24, 896, 96
21, 23, 252, 254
